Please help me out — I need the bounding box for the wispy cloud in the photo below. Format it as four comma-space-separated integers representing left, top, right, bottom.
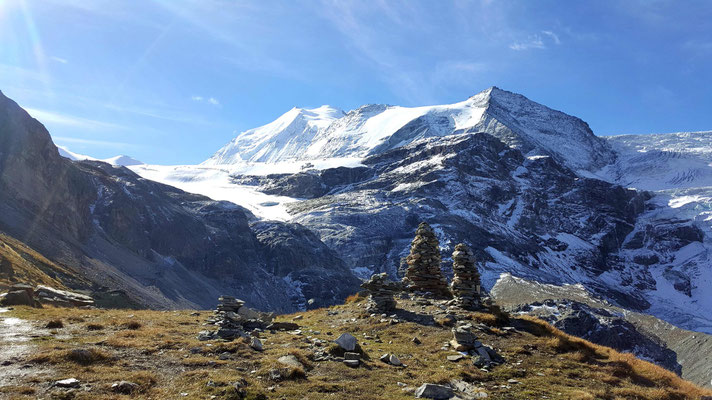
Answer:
191, 95, 221, 107
510, 30, 561, 51
50, 56, 68, 64
541, 30, 561, 45
23, 107, 124, 131
509, 37, 545, 51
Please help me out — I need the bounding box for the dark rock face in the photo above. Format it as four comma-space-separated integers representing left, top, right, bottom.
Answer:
262, 132, 655, 310
0, 90, 358, 311
233, 166, 372, 199
512, 299, 682, 375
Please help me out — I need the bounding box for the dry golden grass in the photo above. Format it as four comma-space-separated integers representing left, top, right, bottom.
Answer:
2, 300, 711, 400
0, 233, 86, 290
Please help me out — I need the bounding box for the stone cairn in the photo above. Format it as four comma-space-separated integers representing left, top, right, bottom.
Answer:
361, 273, 402, 314
450, 322, 504, 369
198, 295, 275, 341
450, 243, 482, 310
403, 222, 450, 297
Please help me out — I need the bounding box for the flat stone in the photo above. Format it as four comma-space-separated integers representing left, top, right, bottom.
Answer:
55, 378, 81, 388
344, 359, 360, 368
415, 383, 454, 399
389, 354, 402, 366
447, 354, 465, 362
344, 352, 361, 361
335, 333, 357, 351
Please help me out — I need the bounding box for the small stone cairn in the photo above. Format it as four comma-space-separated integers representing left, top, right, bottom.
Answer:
361, 273, 401, 314
403, 222, 450, 298
450, 243, 482, 310
450, 322, 478, 351
450, 322, 504, 369
198, 295, 275, 341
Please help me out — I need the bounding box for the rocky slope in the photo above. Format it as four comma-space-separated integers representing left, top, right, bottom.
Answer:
490, 273, 712, 388
0, 90, 359, 311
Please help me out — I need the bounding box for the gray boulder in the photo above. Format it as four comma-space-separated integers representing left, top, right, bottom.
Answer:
415, 383, 454, 399
0, 290, 37, 307
335, 333, 357, 351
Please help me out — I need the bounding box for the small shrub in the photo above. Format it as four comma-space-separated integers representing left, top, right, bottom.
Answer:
66, 348, 110, 365
345, 292, 366, 304
45, 320, 63, 329
86, 323, 104, 331
121, 321, 142, 330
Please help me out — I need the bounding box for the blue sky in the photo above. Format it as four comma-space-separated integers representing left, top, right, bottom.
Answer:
1, 0, 711, 164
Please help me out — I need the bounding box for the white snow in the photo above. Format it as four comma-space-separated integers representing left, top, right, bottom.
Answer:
129, 164, 298, 221
57, 145, 143, 166
204, 90, 494, 166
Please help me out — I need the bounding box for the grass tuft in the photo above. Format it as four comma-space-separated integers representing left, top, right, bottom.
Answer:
45, 319, 63, 329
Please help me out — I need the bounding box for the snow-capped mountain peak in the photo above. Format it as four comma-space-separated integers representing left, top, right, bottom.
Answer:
57, 145, 143, 166
204, 105, 345, 164
204, 87, 613, 172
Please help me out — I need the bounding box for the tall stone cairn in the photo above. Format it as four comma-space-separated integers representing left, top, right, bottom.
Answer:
451, 243, 482, 310
403, 222, 450, 297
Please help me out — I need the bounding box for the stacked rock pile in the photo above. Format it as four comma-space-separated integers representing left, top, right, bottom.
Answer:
403, 222, 450, 298
198, 295, 275, 341
450, 322, 479, 351
450, 243, 482, 310
449, 322, 504, 369
361, 273, 402, 313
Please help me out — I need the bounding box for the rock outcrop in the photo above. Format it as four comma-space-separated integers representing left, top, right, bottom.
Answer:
0, 284, 93, 308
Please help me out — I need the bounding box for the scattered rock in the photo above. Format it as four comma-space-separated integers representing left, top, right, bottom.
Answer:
277, 355, 303, 369
249, 337, 263, 351
54, 378, 81, 388
344, 352, 361, 361
111, 381, 138, 394
412, 337, 421, 345
344, 359, 360, 368
335, 333, 357, 351
447, 354, 465, 362
415, 383, 454, 399
389, 354, 402, 366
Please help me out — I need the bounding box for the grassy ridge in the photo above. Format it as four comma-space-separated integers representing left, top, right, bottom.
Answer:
1, 296, 711, 399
